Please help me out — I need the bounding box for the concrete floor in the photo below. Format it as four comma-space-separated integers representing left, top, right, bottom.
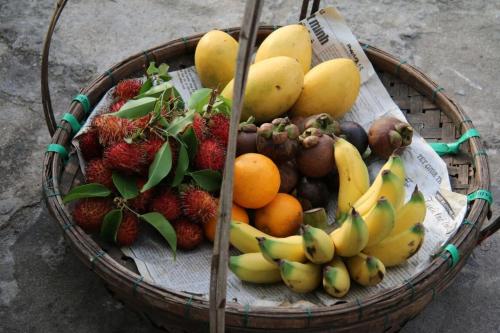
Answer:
1, 0, 499, 332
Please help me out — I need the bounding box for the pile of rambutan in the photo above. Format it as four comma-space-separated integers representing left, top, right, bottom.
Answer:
66, 67, 231, 253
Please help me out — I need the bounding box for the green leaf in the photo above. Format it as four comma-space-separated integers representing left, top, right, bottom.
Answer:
113, 97, 157, 119
190, 170, 222, 192
172, 87, 184, 109
141, 141, 172, 192
158, 63, 169, 76
100, 209, 123, 243
180, 126, 198, 161
112, 172, 138, 200
135, 81, 173, 99
138, 78, 153, 95
146, 62, 159, 75
188, 88, 212, 112
140, 212, 177, 257
171, 143, 189, 187
63, 183, 111, 203
166, 109, 195, 136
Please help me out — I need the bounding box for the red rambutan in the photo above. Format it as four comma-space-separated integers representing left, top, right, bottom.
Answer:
78, 128, 102, 161
207, 113, 230, 146
150, 188, 182, 221
180, 186, 218, 224
173, 218, 204, 250
85, 159, 114, 189
92, 115, 137, 147
141, 138, 165, 165
109, 99, 126, 114
133, 114, 152, 129
103, 142, 147, 174
129, 178, 155, 213
192, 113, 206, 141
116, 213, 139, 246
72, 198, 113, 233
194, 139, 226, 171
114, 79, 142, 101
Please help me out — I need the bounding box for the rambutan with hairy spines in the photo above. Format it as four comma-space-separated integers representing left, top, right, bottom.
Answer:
141, 138, 165, 165
114, 79, 142, 101
109, 99, 126, 114
116, 213, 139, 246
85, 159, 114, 190
78, 128, 102, 161
173, 218, 204, 250
180, 186, 218, 224
192, 113, 207, 141
150, 188, 182, 221
194, 139, 226, 171
103, 142, 147, 174
72, 198, 113, 233
129, 178, 155, 213
207, 113, 230, 146
92, 115, 137, 146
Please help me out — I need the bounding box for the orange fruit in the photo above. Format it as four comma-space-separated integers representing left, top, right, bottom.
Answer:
233, 153, 280, 209
204, 204, 249, 242
255, 193, 303, 237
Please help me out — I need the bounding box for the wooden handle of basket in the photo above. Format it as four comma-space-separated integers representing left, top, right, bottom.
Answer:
41, 0, 68, 136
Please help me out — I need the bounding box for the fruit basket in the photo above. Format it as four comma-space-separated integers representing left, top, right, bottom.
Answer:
42, 1, 498, 332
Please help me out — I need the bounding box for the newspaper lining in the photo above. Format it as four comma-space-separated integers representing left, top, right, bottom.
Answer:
74, 7, 467, 307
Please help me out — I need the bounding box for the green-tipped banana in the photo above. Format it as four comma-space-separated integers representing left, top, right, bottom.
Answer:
301, 225, 335, 264
330, 209, 368, 257
390, 186, 426, 236
363, 197, 395, 247
354, 169, 405, 216
229, 252, 281, 283
353, 154, 405, 209
257, 236, 306, 263
346, 253, 386, 286
230, 221, 269, 253
323, 257, 350, 297
364, 223, 425, 267
279, 260, 321, 293
334, 137, 370, 220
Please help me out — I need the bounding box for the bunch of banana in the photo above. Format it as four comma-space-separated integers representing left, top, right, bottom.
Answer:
334, 137, 370, 221
323, 257, 350, 297
330, 209, 368, 257
301, 225, 335, 264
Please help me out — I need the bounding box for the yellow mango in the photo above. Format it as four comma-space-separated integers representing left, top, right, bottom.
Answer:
222, 56, 304, 123
290, 58, 361, 119
255, 24, 312, 73
195, 30, 238, 89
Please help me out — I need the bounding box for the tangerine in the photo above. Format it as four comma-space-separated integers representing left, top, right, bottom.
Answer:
204, 204, 249, 242
255, 193, 303, 237
233, 153, 280, 209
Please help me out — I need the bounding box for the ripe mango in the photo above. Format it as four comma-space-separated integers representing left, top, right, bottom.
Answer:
291, 58, 360, 119
255, 24, 312, 73
195, 30, 238, 89
222, 56, 304, 123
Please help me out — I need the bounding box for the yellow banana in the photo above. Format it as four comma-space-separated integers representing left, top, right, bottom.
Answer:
301, 225, 335, 264
364, 223, 425, 267
330, 209, 368, 257
230, 221, 269, 253
353, 154, 405, 211
390, 186, 426, 236
354, 169, 405, 216
229, 252, 281, 284
363, 197, 395, 247
257, 236, 306, 263
279, 260, 321, 293
334, 137, 370, 220
323, 257, 350, 297
346, 253, 386, 286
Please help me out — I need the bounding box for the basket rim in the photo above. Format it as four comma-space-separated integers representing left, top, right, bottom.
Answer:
42, 26, 491, 329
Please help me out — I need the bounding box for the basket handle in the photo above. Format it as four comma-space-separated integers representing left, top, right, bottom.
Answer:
41, 0, 68, 136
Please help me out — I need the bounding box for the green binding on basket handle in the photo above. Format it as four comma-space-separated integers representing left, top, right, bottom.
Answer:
430, 128, 480, 156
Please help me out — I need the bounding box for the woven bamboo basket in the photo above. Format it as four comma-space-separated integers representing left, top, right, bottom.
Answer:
42, 1, 499, 332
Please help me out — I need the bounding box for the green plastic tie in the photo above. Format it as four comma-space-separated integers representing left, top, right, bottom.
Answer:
46, 144, 68, 160
142, 50, 151, 63
442, 244, 460, 268
306, 307, 312, 326
273, 24, 278, 31
396, 59, 407, 74
72, 94, 91, 114
467, 189, 493, 205
362, 43, 369, 50
182, 37, 189, 50
383, 314, 389, 331
105, 69, 116, 85
62, 222, 74, 230
184, 295, 193, 319
473, 149, 487, 158
355, 298, 363, 320
243, 303, 250, 327
90, 250, 105, 270
56, 124, 71, 134
432, 86, 445, 100
462, 219, 477, 229
133, 276, 144, 296
405, 279, 415, 301
429, 128, 480, 156
431, 287, 436, 300
61, 113, 82, 134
